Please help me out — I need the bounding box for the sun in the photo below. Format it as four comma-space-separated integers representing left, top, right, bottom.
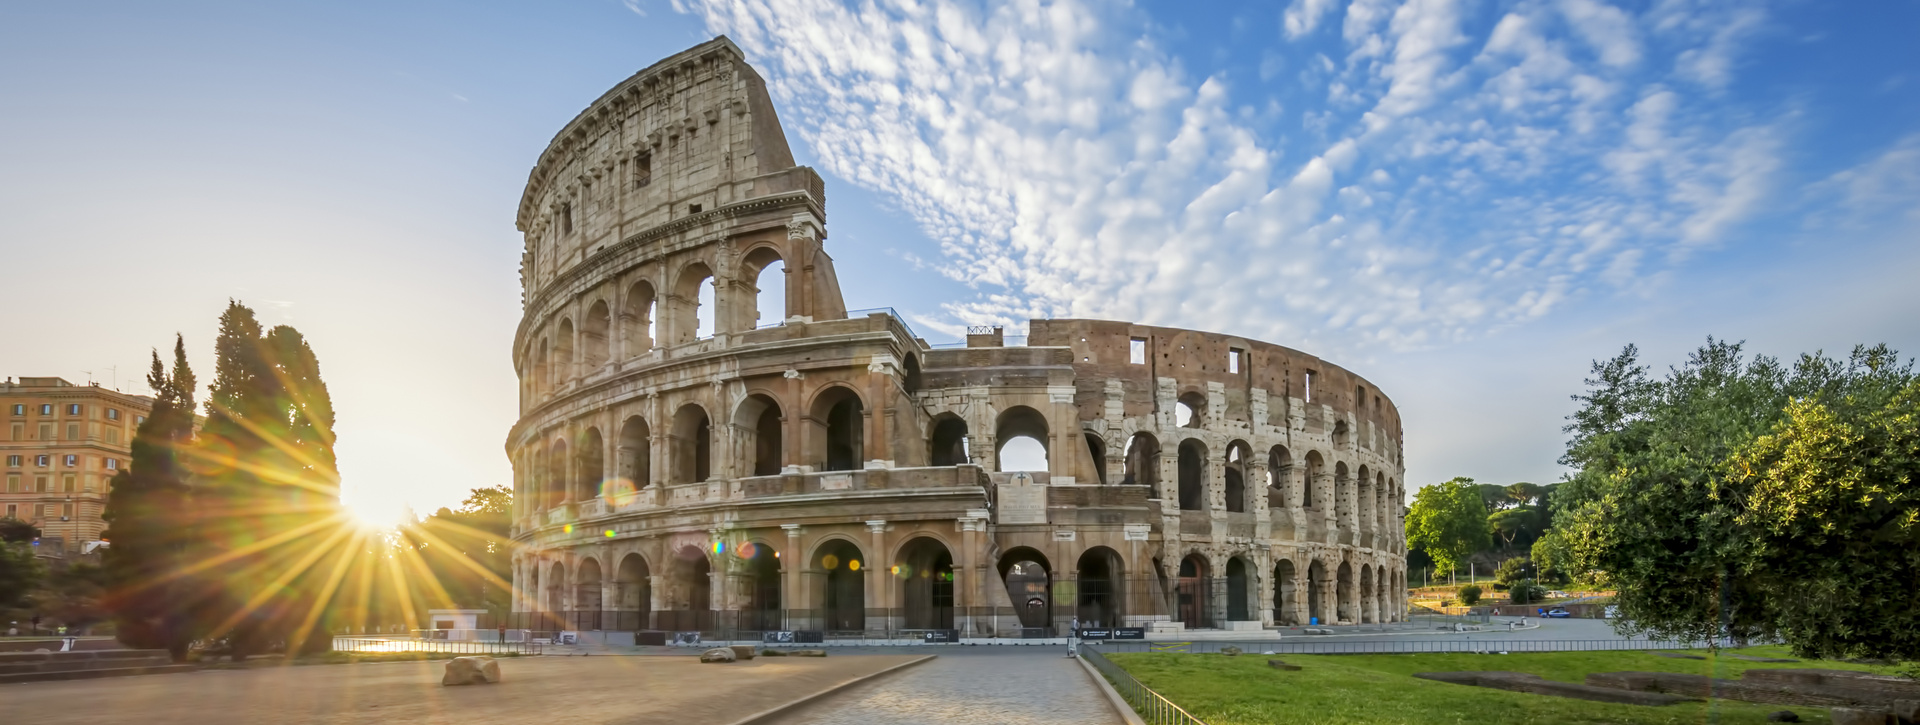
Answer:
339, 495, 410, 532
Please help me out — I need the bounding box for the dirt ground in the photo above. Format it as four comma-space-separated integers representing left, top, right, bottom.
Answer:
1, 654, 927, 725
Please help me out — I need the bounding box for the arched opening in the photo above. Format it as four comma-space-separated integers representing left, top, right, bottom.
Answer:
1085, 433, 1107, 485
532, 338, 549, 399
672, 262, 714, 344
928, 414, 969, 466
810, 387, 865, 472
999, 547, 1053, 630
1273, 559, 1298, 624
1176, 392, 1206, 428
615, 553, 651, 632
814, 540, 865, 632
583, 300, 611, 369
901, 354, 923, 394
1357, 465, 1373, 534
545, 562, 566, 626
552, 319, 576, 388
1267, 445, 1292, 509
1332, 419, 1349, 448
896, 537, 954, 630
1224, 441, 1249, 513
545, 439, 568, 509
1226, 557, 1251, 621
575, 558, 603, 630
1123, 433, 1159, 487
1177, 439, 1206, 511
1335, 462, 1352, 524
1076, 547, 1124, 627
1307, 559, 1327, 625
1359, 563, 1375, 624
735, 394, 783, 476
1337, 561, 1355, 624
575, 427, 604, 502
742, 541, 782, 632
1176, 554, 1212, 628
670, 404, 711, 483
662, 546, 713, 632
622, 280, 656, 358
617, 416, 650, 495
995, 406, 1050, 473
1303, 451, 1323, 508
743, 247, 786, 328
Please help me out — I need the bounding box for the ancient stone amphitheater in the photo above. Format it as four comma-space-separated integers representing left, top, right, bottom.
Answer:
508, 37, 1407, 641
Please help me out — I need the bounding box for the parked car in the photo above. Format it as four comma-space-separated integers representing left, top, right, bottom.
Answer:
1543, 607, 1573, 618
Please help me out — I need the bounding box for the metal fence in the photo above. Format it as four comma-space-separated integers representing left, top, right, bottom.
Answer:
1079, 643, 1209, 725
332, 637, 545, 656
1087, 637, 1735, 655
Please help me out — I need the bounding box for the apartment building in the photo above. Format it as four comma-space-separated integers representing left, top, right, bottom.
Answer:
1, 376, 153, 553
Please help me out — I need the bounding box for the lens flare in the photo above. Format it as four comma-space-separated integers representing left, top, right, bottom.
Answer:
822, 554, 839, 570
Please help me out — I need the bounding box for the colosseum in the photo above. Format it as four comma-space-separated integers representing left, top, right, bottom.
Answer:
507, 37, 1407, 642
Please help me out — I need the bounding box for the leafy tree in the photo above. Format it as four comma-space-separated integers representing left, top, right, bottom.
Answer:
1508, 578, 1546, 605
102, 337, 199, 657
0, 517, 38, 543
1475, 483, 1514, 513
1558, 339, 1918, 657
190, 302, 342, 658
399, 486, 515, 619
40, 563, 109, 631
1494, 556, 1533, 586
0, 539, 45, 611
1406, 477, 1492, 575
1488, 507, 1544, 550
1529, 530, 1573, 585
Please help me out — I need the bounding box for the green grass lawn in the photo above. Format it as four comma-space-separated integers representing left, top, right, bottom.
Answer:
1106, 646, 1904, 725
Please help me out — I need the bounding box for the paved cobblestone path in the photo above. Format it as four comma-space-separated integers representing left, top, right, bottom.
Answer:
784, 650, 1123, 725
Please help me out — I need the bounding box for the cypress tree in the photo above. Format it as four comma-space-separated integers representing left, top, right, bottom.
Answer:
101, 335, 198, 659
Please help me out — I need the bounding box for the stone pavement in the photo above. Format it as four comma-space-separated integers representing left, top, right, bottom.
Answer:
0, 653, 924, 725
780, 649, 1123, 725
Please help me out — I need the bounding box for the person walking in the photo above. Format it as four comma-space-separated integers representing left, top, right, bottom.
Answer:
1066, 616, 1080, 658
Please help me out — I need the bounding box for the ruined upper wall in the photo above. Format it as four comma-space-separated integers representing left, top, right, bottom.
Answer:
516, 36, 822, 300
1029, 319, 1402, 447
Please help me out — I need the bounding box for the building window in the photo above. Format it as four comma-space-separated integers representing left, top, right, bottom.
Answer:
35, 455, 49, 467
107, 408, 120, 421
62, 474, 75, 493
64, 455, 77, 467
1305, 371, 1317, 402
5, 476, 15, 493
1129, 338, 1147, 365
107, 429, 120, 445
1228, 348, 1244, 374
105, 458, 118, 471
634, 152, 653, 188
35, 476, 48, 492
62, 502, 74, 518
559, 203, 573, 236
67, 404, 82, 416
66, 424, 79, 441
38, 404, 52, 415
4, 504, 13, 518
689, 203, 702, 214
5, 455, 18, 467
8, 424, 18, 441
136, 415, 146, 426
37, 423, 51, 440
8, 404, 21, 415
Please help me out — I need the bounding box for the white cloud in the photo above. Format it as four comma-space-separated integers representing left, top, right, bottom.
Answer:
1284, 0, 1341, 40
1558, 0, 1641, 68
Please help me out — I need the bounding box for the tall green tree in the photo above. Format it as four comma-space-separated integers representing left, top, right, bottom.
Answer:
1558, 339, 1918, 657
401, 487, 515, 620
0, 536, 44, 612
101, 336, 199, 658
1406, 477, 1492, 575
191, 301, 343, 658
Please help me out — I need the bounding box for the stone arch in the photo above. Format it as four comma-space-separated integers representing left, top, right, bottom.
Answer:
1084, 432, 1108, 485
733, 392, 784, 476
545, 560, 568, 620
663, 545, 713, 631
1076, 546, 1125, 627
545, 438, 569, 509
928, 413, 969, 466
999, 546, 1053, 629
1176, 553, 1212, 628
808, 385, 865, 472
1302, 450, 1324, 508
1123, 432, 1159, 487
622, 279, 656, 358
740, 540, 782, 631
740, 245, 786, 330
553, 318, 575, 385
1332, 419, 1350, 448
615, 552, 652, 631
1307, 557, 1328, 624
670, 260, 715, 344
1336, 560, 1355, 624
1359, 563, 1375, 624
1272, 558, 1298, 624
533, 337, 549, 399
1176, 391, 1206, 428
896, 536, 955, 630
901, 353, 923, 394
1267, 445, 1293, 509
617, 415, 651, 493
575, 426, 605, 502
812, 538, 866, 632
1225, 555, 1253, 622
669, 403, 712, 484
1224, 440, 1251, 513
1176, 438, 1207, 511
994, 405, 1050, 472
575, 557, 604, 629
583, 299, 611, 369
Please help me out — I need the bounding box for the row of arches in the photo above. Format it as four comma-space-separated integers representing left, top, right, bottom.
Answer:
1111, 433, 1401, 529
523, 248, 789, 401
520, 535, 1404, 634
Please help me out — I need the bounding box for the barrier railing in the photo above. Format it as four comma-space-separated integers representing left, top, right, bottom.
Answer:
1086, 637, 1735, 655
1079, 643, 1209, 725
332, 637, 544, 656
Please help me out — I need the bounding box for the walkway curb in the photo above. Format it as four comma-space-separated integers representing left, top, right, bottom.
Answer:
721, 654, 938, 725
1075, 655, 1148, 725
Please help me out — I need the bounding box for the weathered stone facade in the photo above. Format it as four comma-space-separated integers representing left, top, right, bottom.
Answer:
508, 37, 1407, 637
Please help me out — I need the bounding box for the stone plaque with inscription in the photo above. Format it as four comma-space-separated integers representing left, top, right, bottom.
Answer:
996, 473, 1048, 525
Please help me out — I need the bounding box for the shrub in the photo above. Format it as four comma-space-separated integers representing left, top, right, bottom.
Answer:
1509, 578, 1547, 605
1459, 585, 1483, 605
1494, 556, 1532, 586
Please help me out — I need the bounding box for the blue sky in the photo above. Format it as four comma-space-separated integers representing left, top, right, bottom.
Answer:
2, 0, 1915, 523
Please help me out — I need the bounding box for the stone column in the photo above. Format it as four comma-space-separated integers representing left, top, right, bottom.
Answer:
958, 514, 981, 637
866, 520, 889, 634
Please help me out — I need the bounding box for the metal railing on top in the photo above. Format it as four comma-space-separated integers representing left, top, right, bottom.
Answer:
1079, 643, 1209, 725
333, 637, 544, 656
1086, 637, 1735, 655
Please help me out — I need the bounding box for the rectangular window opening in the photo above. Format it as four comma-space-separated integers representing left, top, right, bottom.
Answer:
1305, 371, 1317, 402
1228, 348, 1244, 374
689, 203, 703, 214
634, 153, 653, 187
1129, 338, 1147, 365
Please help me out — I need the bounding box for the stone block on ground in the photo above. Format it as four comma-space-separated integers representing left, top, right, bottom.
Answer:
1220, 646, 1242, 656
441, 656, 501, 686
700, 648, 736, 663
788, 649, 827, 657
728, 645, 755, 660
1417, 671, 1697, 706
760, 649, 787, 657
